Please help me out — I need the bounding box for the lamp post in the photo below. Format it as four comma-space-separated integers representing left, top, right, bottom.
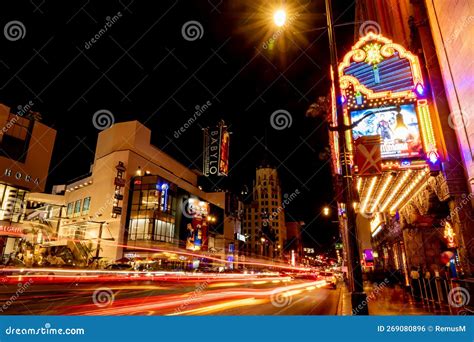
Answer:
271, 1, 368, 314
324, 0, 368, 315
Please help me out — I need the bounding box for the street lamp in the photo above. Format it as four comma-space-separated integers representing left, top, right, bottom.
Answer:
273, 0, 368, 314
324, 0, 368, 314
273, 9, 287, 27
322, 206, 331, 216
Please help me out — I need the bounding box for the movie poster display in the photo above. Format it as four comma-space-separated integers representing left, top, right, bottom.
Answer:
218, 127, 230, 176
351, 104, 422, 160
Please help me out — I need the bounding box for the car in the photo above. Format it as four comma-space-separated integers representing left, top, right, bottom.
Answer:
319, 271, 337, 288
294, 272, 318, 280
105, 263, 133, 271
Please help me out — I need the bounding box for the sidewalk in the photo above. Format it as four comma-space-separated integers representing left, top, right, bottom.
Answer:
337, 282, 451, 315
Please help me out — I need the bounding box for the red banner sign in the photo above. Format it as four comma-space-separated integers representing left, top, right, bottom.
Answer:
354, 136, 382, 176
0, 226, 23, 235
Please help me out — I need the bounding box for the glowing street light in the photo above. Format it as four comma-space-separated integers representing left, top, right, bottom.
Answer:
273, 9, 287, 27
322, 206, 330, 216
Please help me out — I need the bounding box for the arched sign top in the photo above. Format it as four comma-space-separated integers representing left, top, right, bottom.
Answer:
338, 32, 423, 99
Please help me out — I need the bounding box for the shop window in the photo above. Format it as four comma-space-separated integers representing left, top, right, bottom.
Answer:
66, 202, 73, 216
73, 199, 82, 217
82, 197, 91, 215
0, 185, 26, 222
127, 175, 177, 243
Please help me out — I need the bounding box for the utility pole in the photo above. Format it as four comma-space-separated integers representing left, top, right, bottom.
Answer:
325, 0, 368, 315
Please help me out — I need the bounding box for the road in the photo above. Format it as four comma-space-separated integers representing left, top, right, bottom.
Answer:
0, 273, 341, 315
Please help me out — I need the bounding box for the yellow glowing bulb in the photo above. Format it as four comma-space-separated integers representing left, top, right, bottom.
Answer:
273, 9, 287, 27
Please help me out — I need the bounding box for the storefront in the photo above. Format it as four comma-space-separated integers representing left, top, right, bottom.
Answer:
330, 32, 470, 283
32, 121, 233, 267
0, 103, 56, 263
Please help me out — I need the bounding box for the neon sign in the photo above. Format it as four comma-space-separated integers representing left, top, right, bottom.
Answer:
443, 222, 457, 248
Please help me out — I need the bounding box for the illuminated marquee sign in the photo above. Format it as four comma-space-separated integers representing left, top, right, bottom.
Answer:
333, 32, 439, 170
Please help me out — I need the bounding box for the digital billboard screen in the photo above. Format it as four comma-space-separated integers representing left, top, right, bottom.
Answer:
351, 104, 422, 160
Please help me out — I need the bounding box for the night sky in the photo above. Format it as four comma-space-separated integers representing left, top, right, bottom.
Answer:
0, 0, 356, 251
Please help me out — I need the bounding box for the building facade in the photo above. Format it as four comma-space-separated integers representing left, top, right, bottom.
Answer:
0, 103, 56, 263
26, 121, 237, 268
343, 0, 474, 282
242, 165, 286, 259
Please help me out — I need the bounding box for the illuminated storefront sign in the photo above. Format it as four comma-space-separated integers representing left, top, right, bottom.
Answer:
235, 233, 246, 242
112, 162, 126, 218
203, 121, 230, 177
443, 222, 457, 248
0, 226, 23, 235
4, 168, 39, 185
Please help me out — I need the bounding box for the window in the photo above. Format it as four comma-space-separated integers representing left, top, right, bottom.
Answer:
73, 199, 82, 217
128, 175, 177, 243
0, 114, 32, 162
0, 185, 27, 222
67, 202, 74, 216
82, 197, 91, 214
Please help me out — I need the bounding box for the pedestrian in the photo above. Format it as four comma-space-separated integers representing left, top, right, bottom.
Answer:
410, 266, 421, 301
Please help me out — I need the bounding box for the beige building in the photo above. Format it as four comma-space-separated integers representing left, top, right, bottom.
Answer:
0, 103, 56, 262
242, 165, 286, 259
28, 121, 236, 267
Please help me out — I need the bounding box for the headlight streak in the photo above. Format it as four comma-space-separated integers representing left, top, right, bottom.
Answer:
61, 279, 328, 316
